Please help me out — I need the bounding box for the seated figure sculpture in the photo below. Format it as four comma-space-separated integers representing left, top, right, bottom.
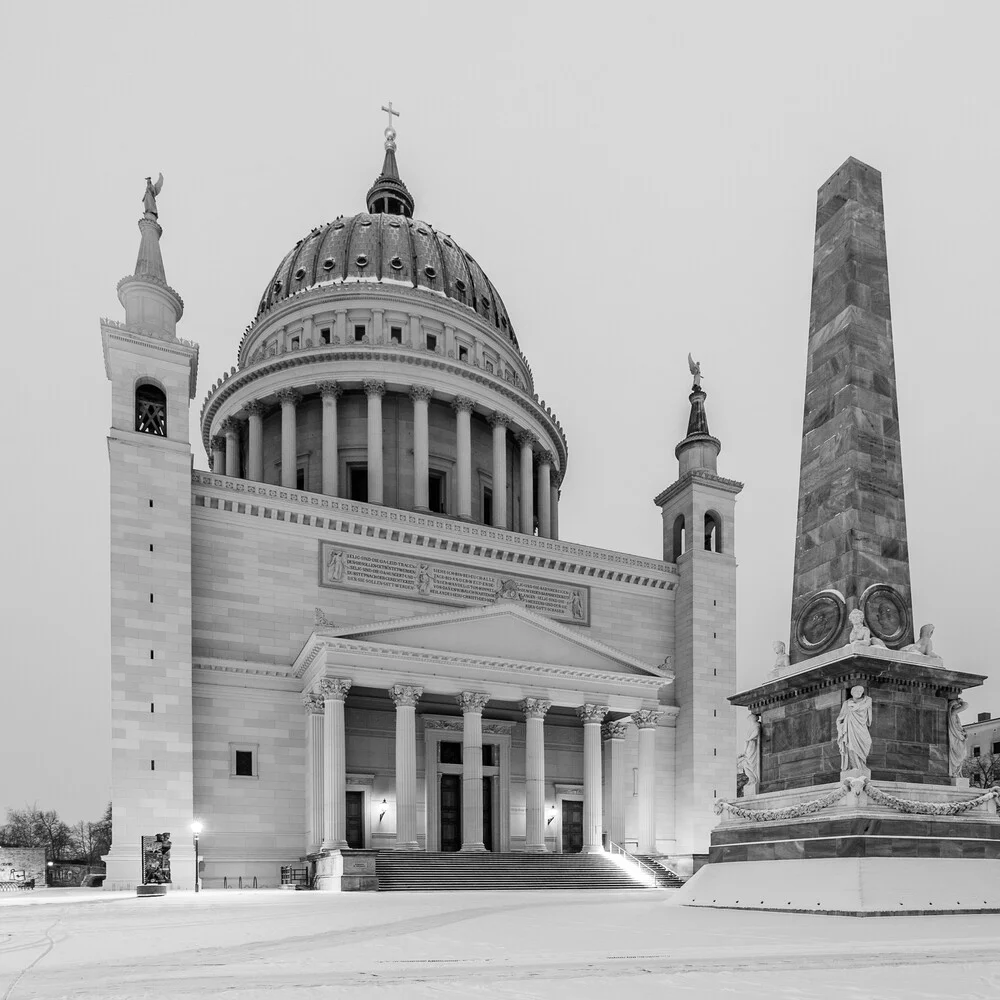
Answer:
848, 608, 886, 647
902, 623, 935, 656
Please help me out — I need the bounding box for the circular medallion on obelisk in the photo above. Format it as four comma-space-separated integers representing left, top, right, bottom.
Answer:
794, 590, 846, 654
860, 584, 909, 647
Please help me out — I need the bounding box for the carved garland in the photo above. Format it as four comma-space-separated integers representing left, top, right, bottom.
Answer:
863, 783, 1000, 816
714, 782, 853, 821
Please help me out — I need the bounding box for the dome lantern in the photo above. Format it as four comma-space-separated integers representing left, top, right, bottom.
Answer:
366, 101, 414, 218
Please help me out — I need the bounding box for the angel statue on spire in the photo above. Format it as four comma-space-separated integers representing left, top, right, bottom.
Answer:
143, 173, 164, 219
688, 353, 702, 389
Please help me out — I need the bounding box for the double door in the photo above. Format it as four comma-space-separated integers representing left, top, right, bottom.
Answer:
440, 774, 494, 852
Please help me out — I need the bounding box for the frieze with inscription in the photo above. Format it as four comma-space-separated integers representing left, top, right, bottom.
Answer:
318, 541, 590, 626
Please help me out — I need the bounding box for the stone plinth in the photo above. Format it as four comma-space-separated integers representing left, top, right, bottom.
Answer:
730, 644, 984, 793
310, 849, 378, 892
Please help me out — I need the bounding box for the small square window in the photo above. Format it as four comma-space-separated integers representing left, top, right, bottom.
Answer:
320, 328, 331, 344
348, 464, 368, 503
440, 741, 462, 764
290, 336, 300, 350
973, 746, 981, 757
426, 333, 438, 352
428, 470, 446, 514
390, 326, 403, 343
458, 345, 468, 362
482, 744, 494, 766
229, 742, 259, 778
296, 467, 305, 491
485, 360, 494, 374
993, 742, 1000, 755
354, 324, 366, 342
483, 487, 493, 525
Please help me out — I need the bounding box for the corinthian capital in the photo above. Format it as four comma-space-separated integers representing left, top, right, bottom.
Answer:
577, 703, 609, 723
451, 396, 475, 414
318, 381, 343, 400
409, 385, 432, 403
516, 430, 537, 450
631, 709, 662, 730
220, 416, 240, 435
520, 697, 552, 720
210, 435, 226, 453
602, 719, 629, 740
275, 388, 301, 407
302, 691, 325, 714
245, 400, 266, 418
363, 379, 386, 398
538, 450, 554, 467
389, 684, 423, 708
318, 677, 352, 702
488, 411, 511, 429
457, 691, 491, 713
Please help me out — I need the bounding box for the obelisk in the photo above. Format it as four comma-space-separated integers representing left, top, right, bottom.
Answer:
789, 157, 914, 662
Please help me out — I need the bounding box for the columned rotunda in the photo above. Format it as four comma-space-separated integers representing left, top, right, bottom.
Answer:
100, 117, 742, 890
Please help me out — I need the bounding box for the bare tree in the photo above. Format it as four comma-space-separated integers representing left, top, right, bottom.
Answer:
963, 752, 1000, 789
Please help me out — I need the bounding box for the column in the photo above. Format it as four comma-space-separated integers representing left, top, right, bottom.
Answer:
537, 451, 552, 538
602, 719, 629, 849
550, 474, 561, 540
517, 431, 536, 535
453, 397, 474, 520
363, 380, 386, 504
408, 314, 421, 348
489, 412, 509, 528
221, 418, 240, 479
633, 709, 661, 854
319, 677, 351, 851
334, 310, 347, 344
301, 316, 314, 345
390, 684, 423, 850
210, 435, 226, 474
577, 703, 608, 852
410, 386, 431, 511
318, 382, 342, 496
372, 308, 384, 343
276, 388, 300, 489
521, 698, 551, 852
458, 692, 490, 851
246, 401, 264, 482
302, 692, 325, 854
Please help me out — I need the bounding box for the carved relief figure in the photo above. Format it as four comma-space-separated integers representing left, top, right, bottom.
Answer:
902, 623, 935, 656
948, 698, 968, 777
836, 685, 873, 772
737, 713, 761, 789
848, 608, 886, 647
570, 590, 585, 620
326, 549, 346, 583
416, 563, 434, 596
495, 578, 525, 602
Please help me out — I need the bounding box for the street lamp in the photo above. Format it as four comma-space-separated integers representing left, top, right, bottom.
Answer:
191, 821, 202, 893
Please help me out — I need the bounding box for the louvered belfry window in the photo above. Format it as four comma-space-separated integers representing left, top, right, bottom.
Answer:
135, 384, 167, 436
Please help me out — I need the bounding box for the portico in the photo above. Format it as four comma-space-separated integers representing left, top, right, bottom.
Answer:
292, 600, 669, 888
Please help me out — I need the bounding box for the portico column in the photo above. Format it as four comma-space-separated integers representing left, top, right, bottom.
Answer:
389, 684, 423, 850
453, 397, 474, 520
458, 692, 490, 851
210, 435, 226, 474
363, 380, 386, 504
489, 412, 509, 528
551, 473, 561, 540
521, 698, 552, 852
602, 719, 629, 849
319, 677, 352, 851
276, 388, 300, 489
318, 382, 342, 497
517, 431, 536, 534
302, 692, 325, 854
577, 703, 609, 852
537, 451, 552, 538
410, 386, 431, 511
221, 418, 240, 479
633, 709, 661, 854
246, 401, 264, 482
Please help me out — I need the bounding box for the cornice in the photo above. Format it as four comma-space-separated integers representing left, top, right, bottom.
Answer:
653, 469, 745, 508
190, 472, 679, 591
100, 319, 200, 398
199, 344, 567, 473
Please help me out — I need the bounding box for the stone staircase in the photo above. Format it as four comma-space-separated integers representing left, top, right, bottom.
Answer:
632, 855, 686, 888
375, 851, 658, 891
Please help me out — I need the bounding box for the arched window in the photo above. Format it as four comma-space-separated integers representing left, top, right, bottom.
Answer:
135, 383, 167, 436
704, 511, 723, 553
672, 514, 686, 561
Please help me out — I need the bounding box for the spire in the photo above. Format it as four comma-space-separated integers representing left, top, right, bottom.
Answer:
675, 357, 720, 475
134, 174, 167, 282
366, 101, 414, 217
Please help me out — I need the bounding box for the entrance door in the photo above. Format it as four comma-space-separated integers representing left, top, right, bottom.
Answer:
482, 776, 493, 852
440, 774, 462, 852
345, 791, 364, 849
561, 799, 583, 853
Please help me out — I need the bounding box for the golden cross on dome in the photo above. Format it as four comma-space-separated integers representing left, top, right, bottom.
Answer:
381, 101, 400, 130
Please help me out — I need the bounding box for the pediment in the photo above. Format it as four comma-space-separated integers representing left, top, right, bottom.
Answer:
325, 602, 665, 677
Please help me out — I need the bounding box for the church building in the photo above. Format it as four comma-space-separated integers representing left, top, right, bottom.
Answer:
100, 114, 742, 890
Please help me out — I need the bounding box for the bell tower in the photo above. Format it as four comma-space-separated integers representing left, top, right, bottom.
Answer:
101, 176, 200, 889
654, 363, 742, 862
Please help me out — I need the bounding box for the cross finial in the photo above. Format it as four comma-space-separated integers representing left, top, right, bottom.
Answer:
381, 101, 400, 128
381, 101, 400, 151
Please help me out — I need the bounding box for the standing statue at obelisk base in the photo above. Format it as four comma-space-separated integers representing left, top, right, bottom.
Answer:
673, 157, 1000, 916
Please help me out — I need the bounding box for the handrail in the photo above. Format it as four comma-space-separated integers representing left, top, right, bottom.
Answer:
607, 841, 659, 886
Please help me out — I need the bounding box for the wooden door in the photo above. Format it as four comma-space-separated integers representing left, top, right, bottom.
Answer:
440, 774, 462, 852
561, 799, 583, 853
345, 790, 364, 849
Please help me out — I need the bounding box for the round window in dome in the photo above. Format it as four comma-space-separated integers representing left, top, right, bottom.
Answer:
417, 228, 428, 236
294, 267, 306, 280
359, 220, 372, 228
273, 281, 282, 292
424, 265, 437, 279
356, 254, 368, 267
322, 258, 335, 270
389, 220, 401, 228
390, 256, 404, 270
333, 222, 345, 230
455, 279, 467, 293
443, 239, 453, 247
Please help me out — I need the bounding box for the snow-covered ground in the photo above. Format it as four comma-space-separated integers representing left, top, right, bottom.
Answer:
1, 887, 999, 999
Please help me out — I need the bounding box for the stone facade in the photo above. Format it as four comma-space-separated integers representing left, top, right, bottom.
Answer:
0, 847, 46, 886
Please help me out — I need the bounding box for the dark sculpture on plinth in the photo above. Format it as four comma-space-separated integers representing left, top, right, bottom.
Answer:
141, 832, 173, 884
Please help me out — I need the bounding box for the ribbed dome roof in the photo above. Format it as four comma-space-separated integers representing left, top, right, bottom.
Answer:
255, 213, 518, 347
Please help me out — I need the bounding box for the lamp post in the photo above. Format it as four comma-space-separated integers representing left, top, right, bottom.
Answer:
191, 821, 202, 893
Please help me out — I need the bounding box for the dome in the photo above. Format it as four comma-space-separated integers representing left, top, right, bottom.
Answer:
254, 213, 518, 348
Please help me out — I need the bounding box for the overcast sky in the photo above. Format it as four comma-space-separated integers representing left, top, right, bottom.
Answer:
2, 2, 997, 825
